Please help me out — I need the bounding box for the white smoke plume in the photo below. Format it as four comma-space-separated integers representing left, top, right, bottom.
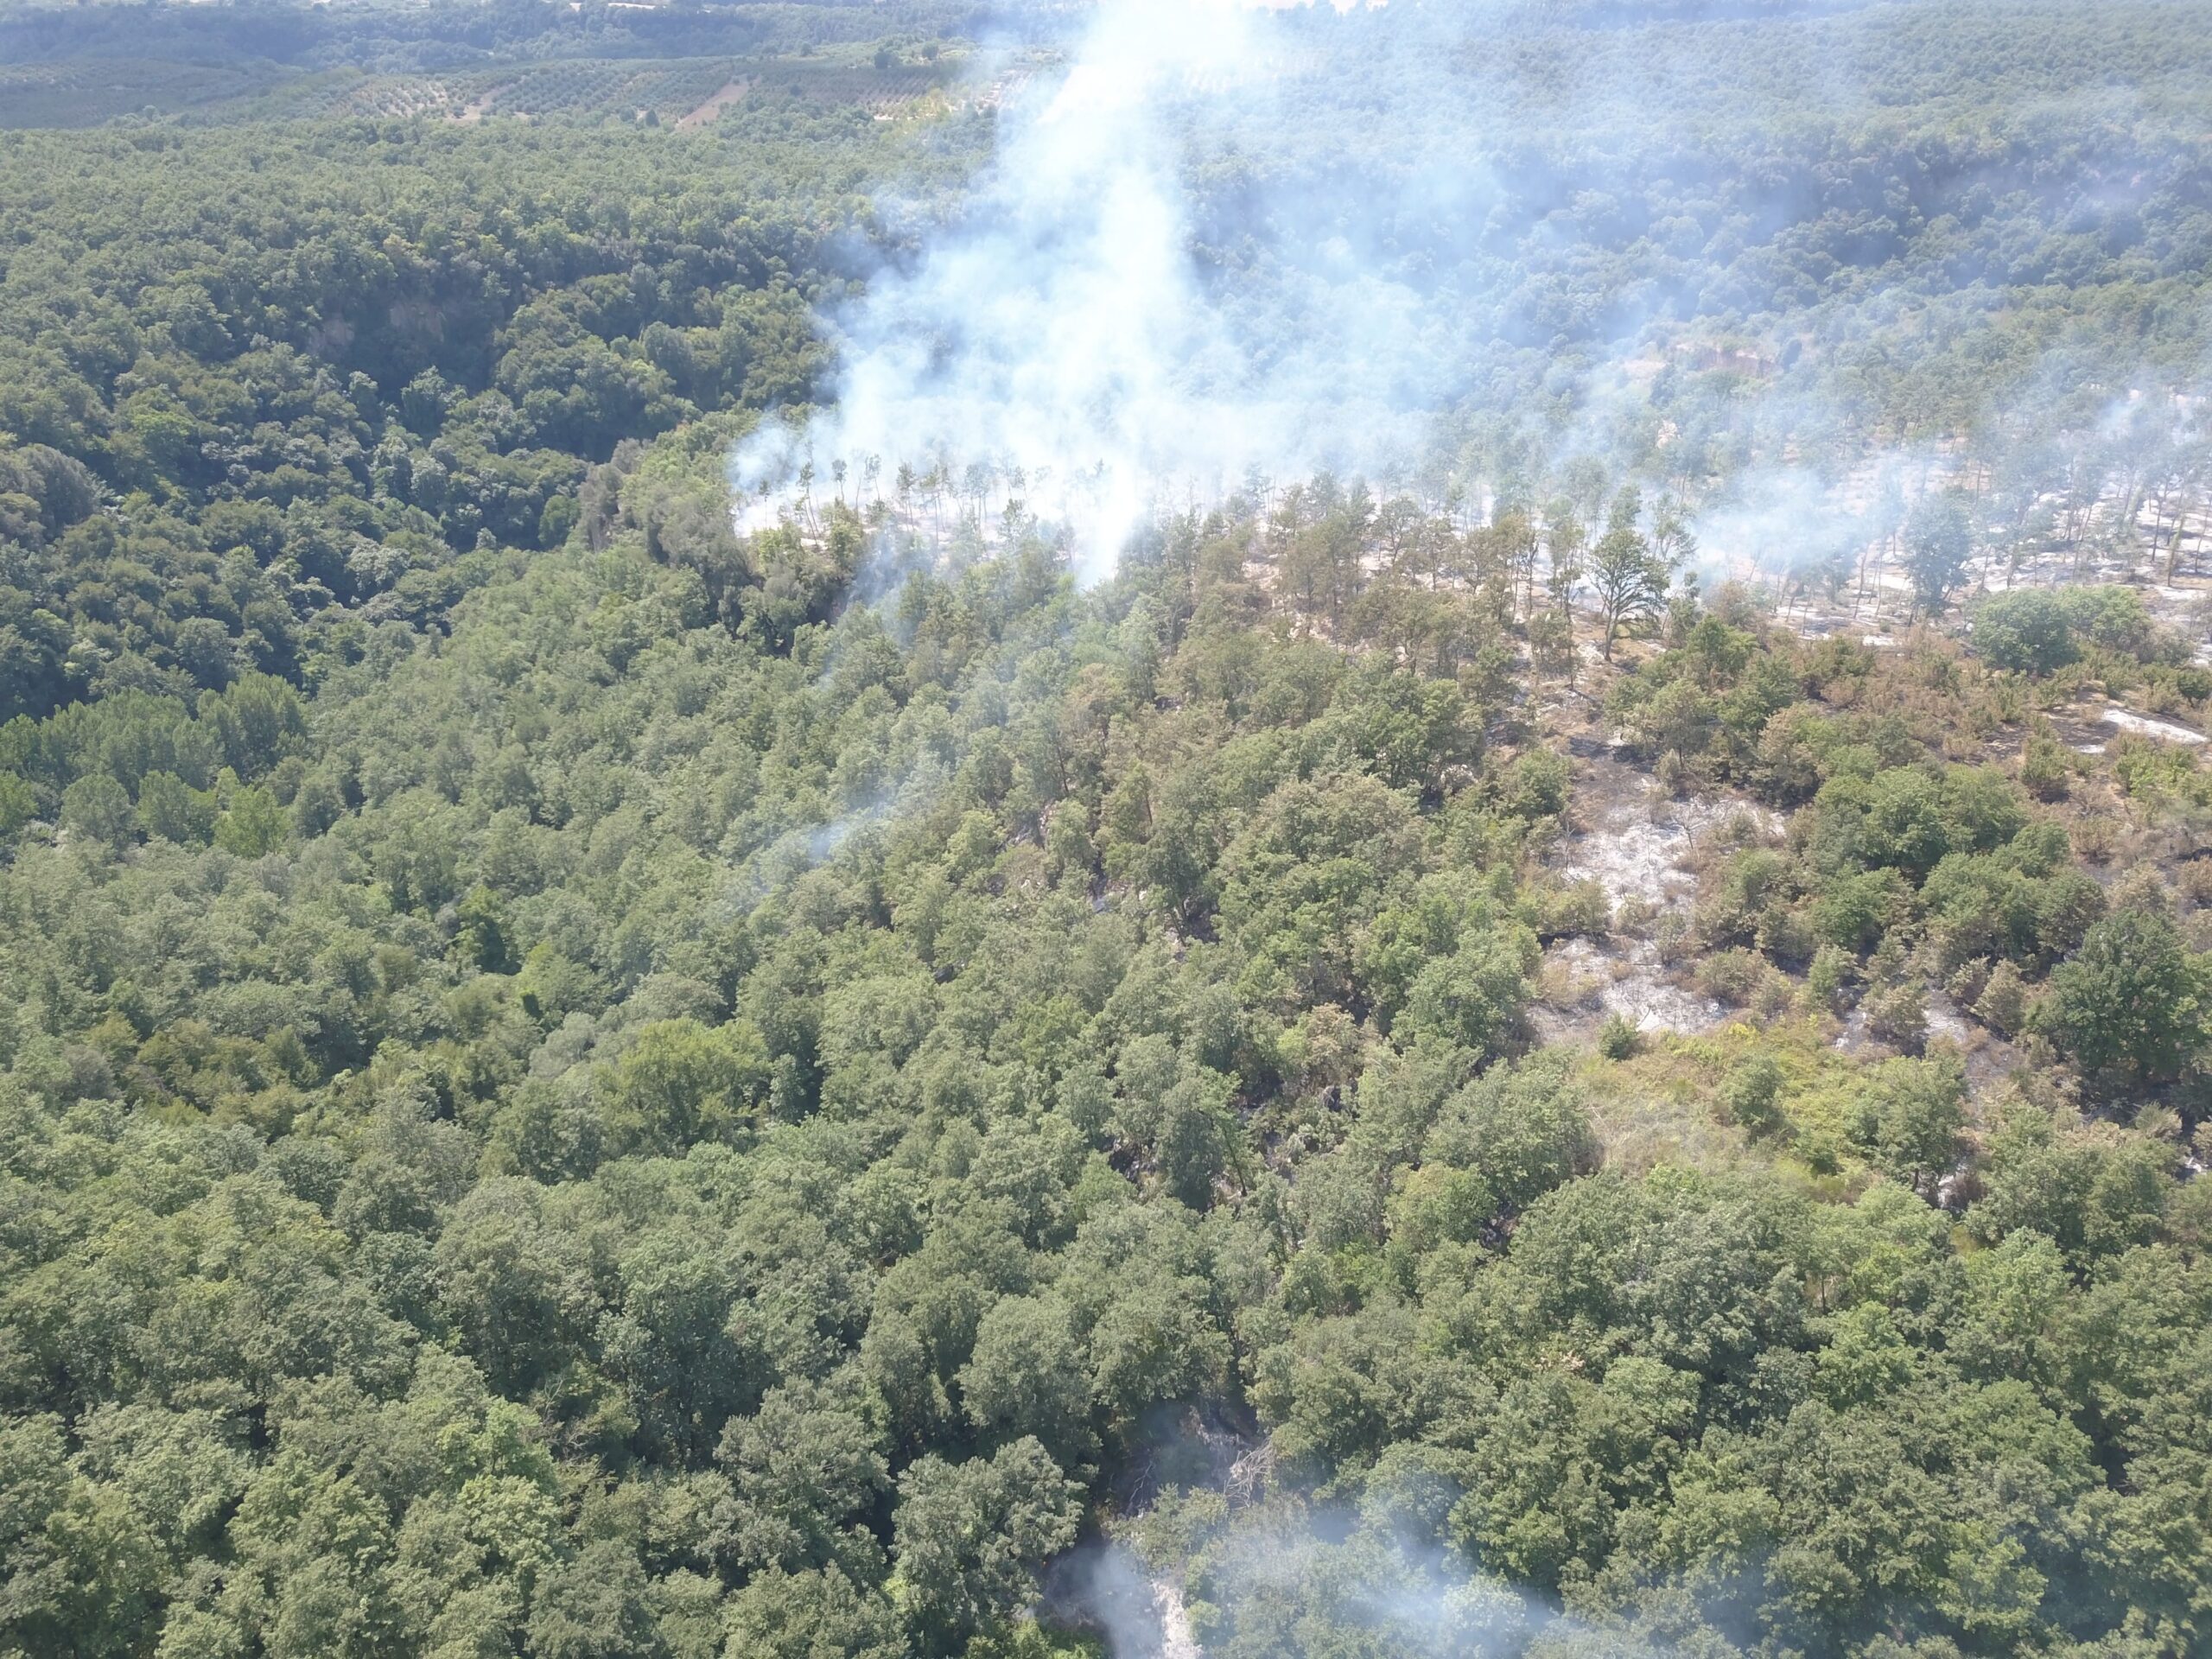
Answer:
729, 0, 1459, 582
728, 0, 2212, 616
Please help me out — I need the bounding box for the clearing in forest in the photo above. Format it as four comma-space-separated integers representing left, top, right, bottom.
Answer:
676, 79, 748, 130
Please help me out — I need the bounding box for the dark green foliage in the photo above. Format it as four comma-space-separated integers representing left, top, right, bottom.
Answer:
0, 112, 905, 726
1596, 1011, 1640, 1060
3, 432, 2205, 1659
1904, 494, 1974, 618
892, 1438, 1082, 1655
2039, 905, 2207, 1081
1971, 585, 2178, 676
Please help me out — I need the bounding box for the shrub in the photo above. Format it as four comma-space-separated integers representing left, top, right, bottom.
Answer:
1699, 848, 1789, 948
61, 773, 134, 849
1808, 942, 1853, 1009
1970, 589, 2080, 676
2070, 814, 2116, 864
1864, 979, 1929, 1052
1813, 868, 1909, 951
1501, 746, 1571, 819
2019, 734, 2071, 801
1695, 946, 1768, 1007
1971, 585, 2172, 675
1752, 971, 1796, 1022
1538, 880, 1612, 941
1943, 958, 1991, 1008
0, 772, 32, 838
1803, 1131, 1843, 1176
1756, 905, 1817, 970
1721, 1053, 1786, 1135
216, 785, 288, 857
1974, 960, 2028, 1036
2038, 906, 2206, 1080
2180, 858, 2212, 912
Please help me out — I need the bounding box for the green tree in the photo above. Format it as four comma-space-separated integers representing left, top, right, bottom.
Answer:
1848, 1054, 1967, 1195
957, 1295, 1095, 1470
137, 769, 214, 844
525, 1540, 659, 1659
722, 1566, 904, 1659
453, 885, 516, 976
1395, 926, 1537, 1058
1588, 487, 1672, 660
714, 1376, 888, 1574
2040, 906, 2204, 1080
892, 1438, 1081, 1655
601, 1018, 770, 1155
1904, 493, 1974, 617
61, 772, 134, 849
216, 784, 288, 857
1970, 589, 2078, 675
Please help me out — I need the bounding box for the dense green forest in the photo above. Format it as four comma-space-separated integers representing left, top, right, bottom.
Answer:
3, 2, 2212, 1656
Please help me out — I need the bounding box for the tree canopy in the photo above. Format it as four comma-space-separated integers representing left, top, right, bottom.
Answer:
3, 3, 2212, 1656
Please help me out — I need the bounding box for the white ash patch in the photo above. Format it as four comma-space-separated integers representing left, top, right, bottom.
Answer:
1541, 761, 1777, 1039
2103, 705, 2207, 746
1559, 813, 1703, 911
1154, 1580, 1201, 1659
1831, 999, 1879, 1055
1924, 990, 1974, 1047
1556, 773, 1776, 911
1543, 937, 1725, 1035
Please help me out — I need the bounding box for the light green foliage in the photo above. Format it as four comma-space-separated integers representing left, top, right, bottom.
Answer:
1971, 585, 2177, 677
1587, 486, 1674, 659
1722, 1052, 1786, 1135
215, 784, 288, 857
601, 1017, 770, 1157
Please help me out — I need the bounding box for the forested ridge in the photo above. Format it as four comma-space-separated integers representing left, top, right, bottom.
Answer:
0, 103, 969, 726
5, 3, 2212, 1657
